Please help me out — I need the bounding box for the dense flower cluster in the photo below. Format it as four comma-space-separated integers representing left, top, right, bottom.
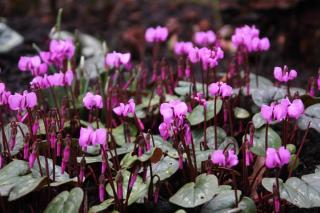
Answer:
113, 99, 135, 117
208, 81, 233, 97
232, 25, 270, 52
188, 46, 224, 70
0, 83, 11, 106
18, 55, 48, 76
79, 127, 107, 148
30, 70, 74, 89
261, 98, 304, 122
83, 92, 103, 110
174, 41, 193, 56
211, 150, 239, 168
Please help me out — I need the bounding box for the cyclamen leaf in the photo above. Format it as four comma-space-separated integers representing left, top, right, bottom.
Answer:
188, 100, 223, 126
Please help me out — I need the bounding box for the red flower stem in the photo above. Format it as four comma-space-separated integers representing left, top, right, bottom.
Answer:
203, 105, 207, 148
265, 123, 269, 152
214, 96, 218, 150
288, 122, 311, 177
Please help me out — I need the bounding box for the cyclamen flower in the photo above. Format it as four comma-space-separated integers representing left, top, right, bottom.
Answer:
160, 100, 188, 124
287, 99, 304, 119
265, 147, 290, 169
231, 25, 270, 52
145, 26, 168, 43
113, 99, 135, 117
78, 127, 107, 148
174, 41, 193, 56
83, 92, 103, 110
8, 91, 37, 111
105, 51, 131, 69
30, 70, 74, 89
0, 83, 11, 105
40, 39, 75, 67
159, 122, 171, 140
18, 55, 48, 76
273, 66, 297, 83
192, 92, 207, 106
188, 47, 224, 70
211, 150, 239, 168
208, 81, 233, 98
194, 30, 216, 47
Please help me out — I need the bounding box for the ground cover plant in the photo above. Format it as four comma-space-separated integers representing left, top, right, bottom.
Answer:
1, 7, 320, 213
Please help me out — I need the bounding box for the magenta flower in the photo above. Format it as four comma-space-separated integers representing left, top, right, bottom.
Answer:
50, 39, 75, 59
265, 146, 290, 169
231, 25, 270, 52
174, 41, 193, 56
159, 122, 170, 140
160, 100, 188, 123
91, 128, 107, 146
30, 71, 74, 89
113, 99, 135, 117
18, 56, 48, 76
194, 30, 216, 47
29, 152, 36, 169
287, 99, 304, 119
208, 81, 233, 98
0, 83, 11, 106
193, 92, 207, 106
83, 92, 103, 110
145, 26, 168, 43
211, 150, 238, 168
188, 47, 224, 70
245, 150, 254, 166
8, 91, 37, 111
273, 66, 297, 83
105, 51, 131, 69
79, 127, 94, 148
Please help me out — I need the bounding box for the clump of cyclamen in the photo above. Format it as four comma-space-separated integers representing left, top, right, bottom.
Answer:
273, 66, 297, 83
113, 99, 135, 117
211, 150, 239, 168
145, 26, 168, 43
79, 127, 107, 148
8, 91, 37, 111
231, 25, 270, 52
40, 39, 75, 68
158, 100, 188, 140
265, 146, 290, 169
194, 30, 216, 47
30, 70, 74, 89
188, 46, 224, 70
105, 51, 131, 69
260, 98, 304, 122
83, 92, 103, 110
208, 81, 233, 98
18, 55, 48, 76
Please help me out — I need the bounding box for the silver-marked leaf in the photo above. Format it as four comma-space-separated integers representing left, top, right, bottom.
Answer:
169, 174, 219, 208
44, 187, 84, 213
298, 104, 320, 133
252, 113, 279, 129
112, 124, 137, 146
174, 81, 205, 96
89, 198, 114, 213
188, 100, 222, 126
194, 126, 227, 150
252, 86, 285, 107
146, 156, 179, 181
249, 127, 281, 156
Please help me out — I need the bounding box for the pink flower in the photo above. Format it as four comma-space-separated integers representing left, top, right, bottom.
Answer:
29, 152, 36, 168
160, 100, 188, 123
50, 39, 75, 59
208, 82, 233, 98
193, 92, 207, 106
245, 150, 253, 166
113, 99, 135, 117
8, 91, 37, 111
159, 122, 170, 140
273, 66, 297, 83
105, 51, 131, 68
79, 127, 94, 148
91, 128, 107, 145
188, 47, 224, 69
30, 71, 73, 89
0, 83, 11, 105
83, 92, 103, 110
211, 150, 238, 168
64, 70, 74, 86
194, 30, 216, 47
145, 26, 168, 43
231, 25, 270, 52
174, 41, 193, 56
265, 146, 290, 169
287, 99, 304, 119
18, 56, 48, 76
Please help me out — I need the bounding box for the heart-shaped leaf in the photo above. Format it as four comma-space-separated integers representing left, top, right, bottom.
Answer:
106, 170, 148, 206
0, 122, 29, 156
240, 73, 273, 95
252, 86, 286, 107
188, 100, 222, 126
169, 174, 219, 208
44, 187, 84, 213
146, 156, 179, 181
193, 126, 227, 150
88, 198, 114, 213
151, 135, 178, 158
248, 127, 281, 156
262, 172, 320, 208
298, 104, 320, 133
